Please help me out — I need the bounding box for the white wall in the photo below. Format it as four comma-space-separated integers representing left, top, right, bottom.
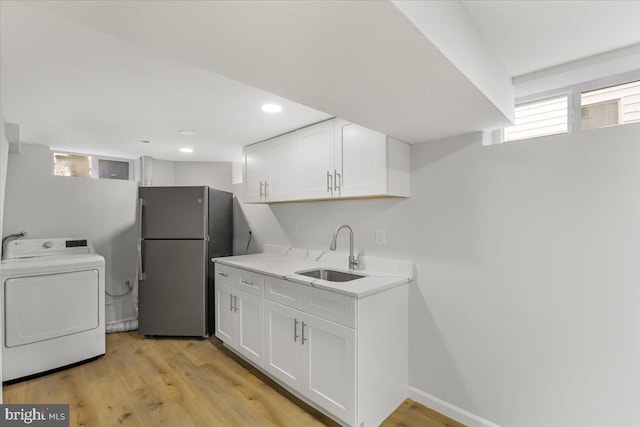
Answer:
150, 158, 176, 186
3, 144, 139, 324
233, 123, 640, 427
175, 161, 232, 192
149, 158, 232, 192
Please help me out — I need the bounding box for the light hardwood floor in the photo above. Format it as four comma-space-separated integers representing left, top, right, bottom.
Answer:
3, 332, 464, 427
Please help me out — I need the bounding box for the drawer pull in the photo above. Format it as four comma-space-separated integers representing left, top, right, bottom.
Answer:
218, 272, 229, 277
240, 279, 254, 286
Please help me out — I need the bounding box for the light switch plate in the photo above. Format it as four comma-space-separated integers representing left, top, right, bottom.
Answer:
291, 222, 298, 235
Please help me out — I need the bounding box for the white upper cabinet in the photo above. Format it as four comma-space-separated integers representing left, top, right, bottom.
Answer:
335, 119, 387, 198
298, 120, 336, 200
243, 118, 410, 203
269, 133, 301, 202
244, 146, 270, 203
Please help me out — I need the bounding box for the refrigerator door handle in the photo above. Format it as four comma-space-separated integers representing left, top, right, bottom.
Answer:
137, 198, 146, 281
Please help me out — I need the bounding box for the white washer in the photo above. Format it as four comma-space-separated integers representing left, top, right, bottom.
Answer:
1, 238, 105, 381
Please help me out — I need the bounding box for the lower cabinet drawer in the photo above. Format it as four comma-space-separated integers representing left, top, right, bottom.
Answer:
264, 277, 356, 328
304, 286, 356, 329
234, 269, 265, 296
216, 264, 264, 296
264, 276, 305, 310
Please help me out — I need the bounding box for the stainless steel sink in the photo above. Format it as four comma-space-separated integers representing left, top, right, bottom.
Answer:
295, 268, 365, 282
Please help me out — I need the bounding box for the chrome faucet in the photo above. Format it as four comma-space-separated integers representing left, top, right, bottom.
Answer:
329, 224, 359, 270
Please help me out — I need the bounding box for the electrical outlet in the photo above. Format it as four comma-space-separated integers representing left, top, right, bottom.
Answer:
291, 222, 298, 235
375, 228, 386, 245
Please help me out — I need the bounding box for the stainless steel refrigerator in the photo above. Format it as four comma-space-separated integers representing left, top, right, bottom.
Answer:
137, 186, 232, 337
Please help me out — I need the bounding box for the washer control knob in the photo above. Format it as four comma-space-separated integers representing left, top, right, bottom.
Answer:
43, 241, 55, 249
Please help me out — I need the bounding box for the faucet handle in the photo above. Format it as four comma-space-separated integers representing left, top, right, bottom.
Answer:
349, 253, 360, 270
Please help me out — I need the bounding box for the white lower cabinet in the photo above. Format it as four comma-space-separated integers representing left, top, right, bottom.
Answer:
216, 264, 408, 427
214, 266, 264, 367
215, 282, 237, 345
264, 300, 356, 423
235, 289, 264, 367
263, 300, 303, 391
301, 308, 356, 424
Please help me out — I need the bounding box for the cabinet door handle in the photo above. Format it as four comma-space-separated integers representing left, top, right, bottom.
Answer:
264, 181, 269, 197
334, 169, 341, 193
233, 295, 239, 312
294, 318, 300, 342
326, 171, 333, 195
218, 272, 229, 277
301, 321, 307, 345
259, 181, 264, 197
229, 294, 234, 311
240, 279, 254, 286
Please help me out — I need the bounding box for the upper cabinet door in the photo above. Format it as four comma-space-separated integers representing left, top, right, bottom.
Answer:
140, 186, 208, 239
298, 120, 336, 200
335, 120, 387, 198
245, 147, 270, 203
268, 134, 301, 202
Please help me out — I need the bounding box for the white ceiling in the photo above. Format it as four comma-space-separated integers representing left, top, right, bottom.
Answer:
1, 1, 639, 162
0, 2, 331, 162
461, 0, 640, 78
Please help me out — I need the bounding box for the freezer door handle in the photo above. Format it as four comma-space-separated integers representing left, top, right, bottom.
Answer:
137, 198, 146, 281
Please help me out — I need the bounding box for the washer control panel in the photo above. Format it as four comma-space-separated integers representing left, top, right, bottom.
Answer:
3, 238, 94, 259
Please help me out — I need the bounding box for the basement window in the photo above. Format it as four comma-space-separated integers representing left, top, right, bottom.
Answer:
497, 74, 640, 144
52, 152, 133, 181
581, 80, 640, 130
53, 153, 92, 178
503, 95, 569, 142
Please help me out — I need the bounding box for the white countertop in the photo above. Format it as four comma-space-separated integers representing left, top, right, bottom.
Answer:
212, 251, 411, 298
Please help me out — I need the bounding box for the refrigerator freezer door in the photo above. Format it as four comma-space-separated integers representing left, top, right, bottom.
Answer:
140, 186, 208, 239
209, 188, 233, 258
139, 239, 207, 336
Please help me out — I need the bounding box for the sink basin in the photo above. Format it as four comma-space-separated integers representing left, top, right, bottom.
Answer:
295, 268, 365, 282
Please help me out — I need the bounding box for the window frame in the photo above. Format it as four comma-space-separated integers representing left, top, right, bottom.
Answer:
492, 70, 640, 144
50, 150, 135, 181
501, 91, 573, 143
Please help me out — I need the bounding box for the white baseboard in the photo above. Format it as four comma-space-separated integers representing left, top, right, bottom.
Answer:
105, 317, 138, 333
408, 386, 501, 427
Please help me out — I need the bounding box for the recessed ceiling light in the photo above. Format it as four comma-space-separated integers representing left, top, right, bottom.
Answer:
261, 103, 283, 113
179, 147, 194, 153
179, 130, 196, 136
140, 140, 150, 144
